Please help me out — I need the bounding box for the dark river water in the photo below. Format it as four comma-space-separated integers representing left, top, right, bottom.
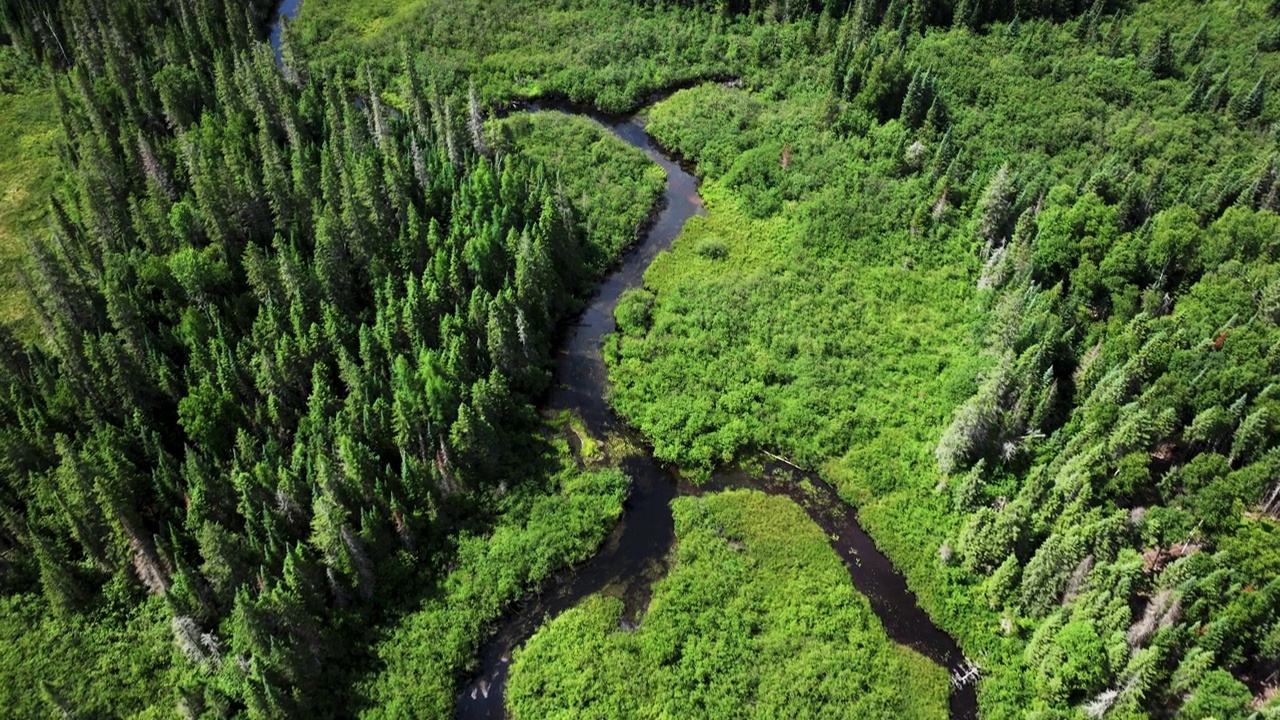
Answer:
267, 6, 978, 718
452, 107, 980, 720
269, 0, 301, 61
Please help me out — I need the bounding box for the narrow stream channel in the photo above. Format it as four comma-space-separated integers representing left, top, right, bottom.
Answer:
266, 8, 979, 718
454, 106, 981, 720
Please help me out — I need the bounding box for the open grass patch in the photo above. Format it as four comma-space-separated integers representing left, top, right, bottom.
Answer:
507, 489, 950, 720
0, 64, 59, 335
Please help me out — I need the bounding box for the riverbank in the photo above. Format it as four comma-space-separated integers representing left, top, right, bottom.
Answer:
441, 96, 969, 719
507, 489, 951, 720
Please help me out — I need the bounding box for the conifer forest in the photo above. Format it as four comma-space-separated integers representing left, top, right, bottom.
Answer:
2, 0, 1280, 718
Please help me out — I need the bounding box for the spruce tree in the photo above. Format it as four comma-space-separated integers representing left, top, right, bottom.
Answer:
900, 68, 930, 128
1144, 28, 1175, 78
1232, 75, 1267, 123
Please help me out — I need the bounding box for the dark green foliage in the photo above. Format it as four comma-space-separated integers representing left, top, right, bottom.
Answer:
1259, 21, 1280, 51
4, 0, 1280, 718
0, 0, 662, 715
1002, 15, 1020, 38
1181, 19, 1209, 64
1231, 75, 1267, 122
851, 51, 912, 123
1144, 27, 1176, 78
900, 67, 942, 129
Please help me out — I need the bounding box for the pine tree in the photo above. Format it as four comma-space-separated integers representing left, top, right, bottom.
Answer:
1144, 28, 1175, 78
952, 0, 981, 30
899, 68, 929, 128
1181, 62, 1212, 112
923, 94, 948, 137
30, 531, 81, 616
1123, 26, 1141, 58
1075, 0, 1104, 42
1004, 15, 1020, 38
1261, 21, 1280, 51
1232, 75, 1266, 123
468, 80, 488, 156
975, 164, 1015, 245
930, 124, 955, 179
1106, 13, 1127, 57
1207, 67, 1234, 111
0, 0, 640, 711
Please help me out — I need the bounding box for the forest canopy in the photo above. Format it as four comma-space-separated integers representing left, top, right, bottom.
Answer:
1, 0, 1280, 718
602, 1, 1280, 717
0, 0, 660, 715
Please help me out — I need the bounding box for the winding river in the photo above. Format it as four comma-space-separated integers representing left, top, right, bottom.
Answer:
267, 6, 979, 719
454, 106, 980, 720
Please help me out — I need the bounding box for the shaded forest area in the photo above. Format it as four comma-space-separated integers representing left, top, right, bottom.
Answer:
0, 0, 657, 716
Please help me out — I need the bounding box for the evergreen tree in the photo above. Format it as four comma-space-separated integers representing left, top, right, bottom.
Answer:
1232, 75, 1267, 123
0, 0, 624, 711
899, 67, 933, 128
1144, 28, 1175, 78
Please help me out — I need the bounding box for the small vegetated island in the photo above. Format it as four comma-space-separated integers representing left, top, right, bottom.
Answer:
0, 0, 1278, 719
506, 489, 949, 720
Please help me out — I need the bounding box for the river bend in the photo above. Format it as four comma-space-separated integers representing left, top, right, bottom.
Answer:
454, 107, 980, 720
264, 5, 978, 717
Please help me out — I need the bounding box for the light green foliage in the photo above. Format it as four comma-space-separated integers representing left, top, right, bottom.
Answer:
1180, 669, 1253, 719
295, 0, 740, 112
359, 464, 628, 718
1020, 530, 1088, 618
0, 592, 176, 718
489, 111, 665, 261
985, 553, 1021, 608
5, 0, 1280, 716
507, 490, 949, 720
606, 169, 980, 472
0, 46, 58, 335
614, 288, 655, 337
599, 3, 1280, 718
959, 505, 1022, 574
1219, 519, 1280, 580
1032, 620, 1109, 704
646, 83, 763, 176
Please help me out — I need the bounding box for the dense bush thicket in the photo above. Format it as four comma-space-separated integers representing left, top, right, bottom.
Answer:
357, 460, 628, 719
292, 0, 736, 113
600, 1, 1280, 718
293, 0, 1123, 116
